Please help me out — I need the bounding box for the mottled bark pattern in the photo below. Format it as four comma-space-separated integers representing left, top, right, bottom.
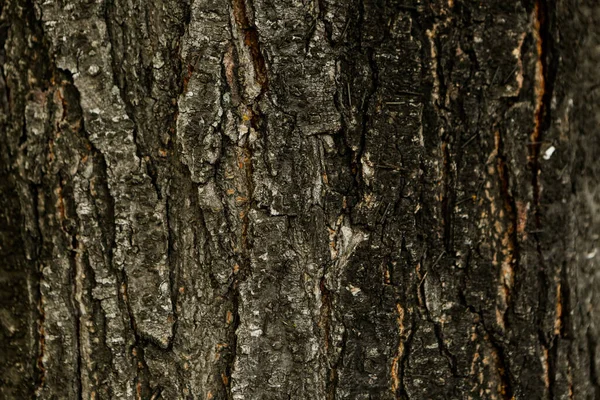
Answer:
1, 0, 599, 398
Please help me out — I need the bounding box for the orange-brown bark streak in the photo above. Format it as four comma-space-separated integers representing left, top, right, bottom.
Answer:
224, 1, 269, 397
530, 0, 547, 205
494, 131, 518, 332
390, 303, 406, 394
230, 0, 268, 91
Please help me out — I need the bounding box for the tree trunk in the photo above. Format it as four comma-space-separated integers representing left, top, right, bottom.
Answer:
1, 0, 599, 398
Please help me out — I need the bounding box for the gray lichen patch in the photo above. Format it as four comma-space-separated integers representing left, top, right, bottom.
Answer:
39, 0, 174, 350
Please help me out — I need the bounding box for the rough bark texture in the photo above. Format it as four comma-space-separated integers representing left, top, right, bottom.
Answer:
1, 0, 600, 398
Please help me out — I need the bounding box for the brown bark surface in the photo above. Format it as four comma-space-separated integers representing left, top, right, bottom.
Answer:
1, 0, 600, 398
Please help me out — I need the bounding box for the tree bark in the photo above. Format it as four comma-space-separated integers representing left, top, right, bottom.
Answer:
1, 0, 599, 398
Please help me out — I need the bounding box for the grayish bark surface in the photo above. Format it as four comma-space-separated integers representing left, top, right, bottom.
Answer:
1, 0, 600, 398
